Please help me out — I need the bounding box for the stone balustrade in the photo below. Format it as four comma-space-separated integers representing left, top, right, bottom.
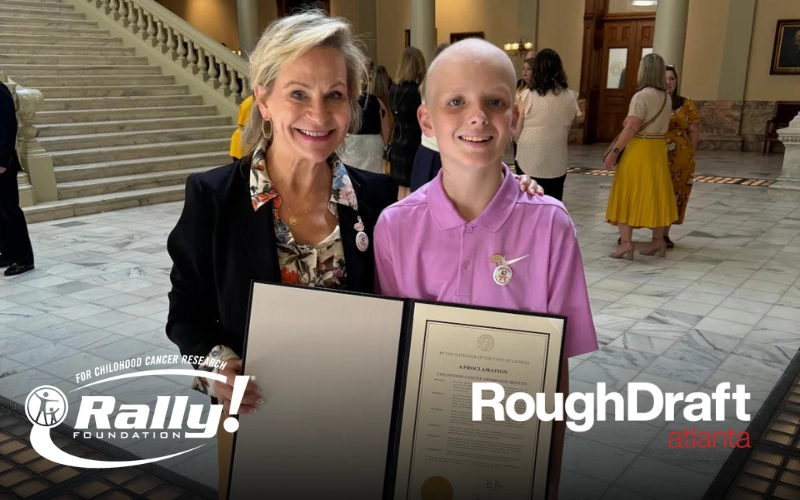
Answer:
84, 0, 250, 104
0, 71, 57, 207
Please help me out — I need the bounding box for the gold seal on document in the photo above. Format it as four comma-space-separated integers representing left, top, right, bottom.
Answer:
477, 334, 495, 351
420, 476, 453, 500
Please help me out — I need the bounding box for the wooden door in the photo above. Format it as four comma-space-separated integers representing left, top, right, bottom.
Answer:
596, 18, 654, 142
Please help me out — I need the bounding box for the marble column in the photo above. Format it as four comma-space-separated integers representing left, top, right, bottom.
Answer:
768, 113, 800, 202
652, 0, 689, 76
410, 0, 435, 64
237, 0, 260, 57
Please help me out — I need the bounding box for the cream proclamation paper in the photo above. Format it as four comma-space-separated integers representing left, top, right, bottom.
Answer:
393, 303, 564, 500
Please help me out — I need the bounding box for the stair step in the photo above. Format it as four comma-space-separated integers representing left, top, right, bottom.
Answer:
23, 185, 188, 224
3, 64, 161, 76
16, 75, 174, 88
42, 95, 203, 112
0, 54, 148, 66
54, 152, 231, 182
37, 84, 190, 99
3, 33, 123, 46
55, 152, 231, 183
35, 104, 218, 124
40, 126, 235, 151
0, 5, 84, 18
0, 23, 109, 35
50, 138, 230, 166
0, 43, 135, 56
57, 167, 211, 200
37, 115, 232, 138
0, 0, 72, 9
0, 14, 95, 26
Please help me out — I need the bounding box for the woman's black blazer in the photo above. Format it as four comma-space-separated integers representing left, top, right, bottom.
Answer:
166, 158, 398, 360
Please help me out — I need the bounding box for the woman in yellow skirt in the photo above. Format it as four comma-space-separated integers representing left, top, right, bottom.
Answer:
604, 53, 677, 259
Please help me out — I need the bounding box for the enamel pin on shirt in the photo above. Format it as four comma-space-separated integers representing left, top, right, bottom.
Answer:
491, 254, 529, 286
355, 216, 369, 252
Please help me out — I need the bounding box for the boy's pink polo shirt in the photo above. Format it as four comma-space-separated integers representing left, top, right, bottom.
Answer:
374, 164, 598, 359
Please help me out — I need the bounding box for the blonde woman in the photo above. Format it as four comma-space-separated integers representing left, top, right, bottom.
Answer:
165, 11, 398, 498
388, 46, 426, 199
604, 53, 677, 259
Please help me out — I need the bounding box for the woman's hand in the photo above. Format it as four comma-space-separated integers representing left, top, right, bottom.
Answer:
603, 151, 618, 170
214, 359, 263, 416
513, 174, 545, 196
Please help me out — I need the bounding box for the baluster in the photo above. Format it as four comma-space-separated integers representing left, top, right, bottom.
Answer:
240, 77, 249, 100
156, 21, 167, 49
207, 54, 219, 87
187, 41, 198, 72
118, 0, 127, 24
109, 0, 119, 19
166, 27, 177, 58
127, 1, 137, 26
219, 63, 230, 90
100, 0, 110, 15
145, 14, 155, 41
228, 68, 240, 96
197, 47, 208, 80
136, 7, 146, 33
177, 34, 187, 64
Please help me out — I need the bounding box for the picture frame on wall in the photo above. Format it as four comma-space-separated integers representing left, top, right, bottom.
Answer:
450, 32, 485, 43
770, 19, 800, 75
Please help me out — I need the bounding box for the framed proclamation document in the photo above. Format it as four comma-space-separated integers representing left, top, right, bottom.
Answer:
391, 303, 564, 500
227, 282, 565, 500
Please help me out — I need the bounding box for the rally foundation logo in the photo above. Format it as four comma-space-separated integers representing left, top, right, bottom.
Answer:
25, 356, 250, 468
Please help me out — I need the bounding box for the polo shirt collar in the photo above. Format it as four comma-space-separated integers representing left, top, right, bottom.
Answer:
429, 163, 518, 232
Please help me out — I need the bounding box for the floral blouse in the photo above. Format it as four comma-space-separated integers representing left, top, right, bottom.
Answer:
191, 142, 359, 397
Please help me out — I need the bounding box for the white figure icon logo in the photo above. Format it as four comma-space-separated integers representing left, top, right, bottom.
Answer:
25, 386, 68, 428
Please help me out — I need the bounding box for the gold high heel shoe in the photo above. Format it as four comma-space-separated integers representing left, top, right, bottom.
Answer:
610, 241, 634, 260
639, 241, 667, 257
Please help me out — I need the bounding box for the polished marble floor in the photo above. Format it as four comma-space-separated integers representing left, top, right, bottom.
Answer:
1, 146, 798, 499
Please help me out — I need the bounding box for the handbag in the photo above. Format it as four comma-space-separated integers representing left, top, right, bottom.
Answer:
604, 92, 668, 166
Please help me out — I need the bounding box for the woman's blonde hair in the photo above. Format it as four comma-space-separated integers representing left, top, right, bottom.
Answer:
637, 53, 667, 91
395, 46, 426, 84
241, 9, 367, 154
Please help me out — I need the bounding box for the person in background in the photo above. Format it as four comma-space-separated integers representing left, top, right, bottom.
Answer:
604, 53, 676, 259
0, 81, 34, 277
372, 65, 393, 174
515, 49, 536, 89
663, 64, 700, 248
374, 39, 597, 500
388, 46, 426, 200
409, 43, 450, 192
512, 49, 581, 202
230, 94, 253, 161
338, 62, 390, 174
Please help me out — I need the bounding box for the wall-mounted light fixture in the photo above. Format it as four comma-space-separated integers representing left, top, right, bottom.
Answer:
504, 40, 534, 58
631, 0, 657, 6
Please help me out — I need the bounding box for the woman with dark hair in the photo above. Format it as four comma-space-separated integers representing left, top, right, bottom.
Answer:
663, 64, 700, 248
511, 48, 581, 202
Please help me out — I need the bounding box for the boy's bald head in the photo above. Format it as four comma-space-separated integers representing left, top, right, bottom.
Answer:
424, 38, 517, 102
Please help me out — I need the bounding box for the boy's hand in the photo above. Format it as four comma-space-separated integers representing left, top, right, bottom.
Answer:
513, 174, 545, 196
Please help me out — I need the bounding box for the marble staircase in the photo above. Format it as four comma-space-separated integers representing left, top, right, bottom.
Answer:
1, 0, 236, 222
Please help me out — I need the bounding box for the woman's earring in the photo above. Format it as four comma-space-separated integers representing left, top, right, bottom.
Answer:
261, 120, 273, 142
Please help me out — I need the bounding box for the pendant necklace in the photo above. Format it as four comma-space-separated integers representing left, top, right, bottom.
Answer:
281, 191, 329, 226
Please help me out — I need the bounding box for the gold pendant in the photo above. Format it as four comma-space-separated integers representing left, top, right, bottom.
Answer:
288, 215, 299, 226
